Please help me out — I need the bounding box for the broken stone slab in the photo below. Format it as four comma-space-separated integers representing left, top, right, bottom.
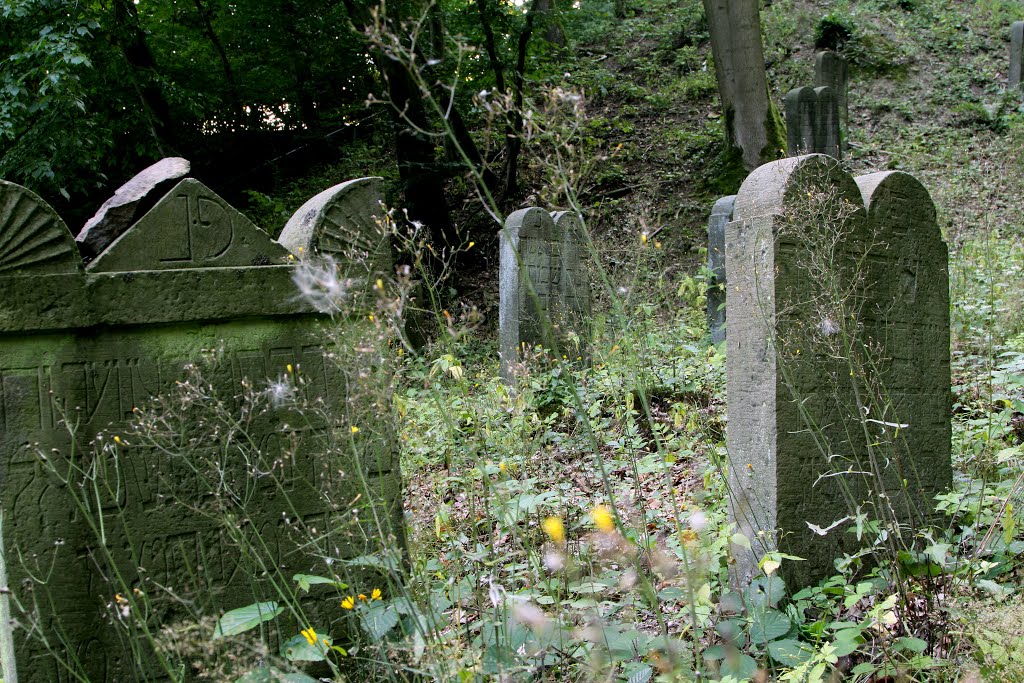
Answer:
707, 195, 735, 344
77, 157, 190, 259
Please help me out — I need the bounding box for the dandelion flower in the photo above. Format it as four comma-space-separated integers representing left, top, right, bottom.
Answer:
542, 516, 565, 544
341, 596, 355, 610
350, 426, 360, 434
301, 627, 318, 645
591, 505, 615, 533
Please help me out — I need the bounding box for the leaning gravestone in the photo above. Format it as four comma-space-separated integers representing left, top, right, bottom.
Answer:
499, 208, 591, 382
725, 154, 951, 588
815, 51, 849, 149
785, 86, 841, 159
76, 157, 191, 259
706, 195, 735, 344
1011, 21, 1024, 90
0, 177, 403, 681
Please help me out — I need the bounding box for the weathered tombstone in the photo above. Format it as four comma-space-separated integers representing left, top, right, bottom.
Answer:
815, 51, 849, 148
726, 154, 950, 588
499, 208, 590, 382
784, 86, 841, 159
1011, 21, 1024, 90
707, 195, 735, 344
553, 211, 592, 359
278, 177, 391, 282
76, 157, 191, 259
0, 178, 403, 681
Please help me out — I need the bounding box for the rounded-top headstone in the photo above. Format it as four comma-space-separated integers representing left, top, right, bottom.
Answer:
77, 157, 191, 259
278, 177, 391, 278
0, 180, 82, 275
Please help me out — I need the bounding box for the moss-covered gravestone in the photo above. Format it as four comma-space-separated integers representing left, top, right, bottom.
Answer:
784, 86, 841, 160
0, 177, 403, 681
725, 155, 951, 588
499, 208, 591, 382
815, 51, 849, 149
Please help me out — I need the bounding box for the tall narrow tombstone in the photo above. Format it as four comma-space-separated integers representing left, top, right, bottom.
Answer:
815, 51, 849, 149
499, 208, 591, 382
726, 154, 950, 588
1011, 21, 1024, 90
707, 195, 735, 344
0, 179, 403, 681
784, 86, 841, 159
553, 211, 592, 359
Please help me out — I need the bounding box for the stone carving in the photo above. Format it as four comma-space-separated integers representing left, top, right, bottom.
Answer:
0, 180, 82, 275
1011, 21, 1024, 90
785, 86, 841, 159
499, 208, 590, 382
77, 157, 191, 259
726, 154, 950, 588
0, 180, 403, 681
278, 177, 391, 281
553, 210, 592, 358
87, 178, 289, 272
815, 51, 849, 149
707, 195, 735, 344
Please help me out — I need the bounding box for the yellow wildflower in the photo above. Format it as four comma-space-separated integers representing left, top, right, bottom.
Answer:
350, 426, 360, 434
113, 435, 123, 446
542, 516, 565, 544
591, 505, 615, 533
341, 596, 355, 609
358, 593, 367, 601
499, 462, 508, 475
371, 588, 382, 600
301, 627, 317, 645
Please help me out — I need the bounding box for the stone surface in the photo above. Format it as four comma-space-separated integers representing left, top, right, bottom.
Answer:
0, 180, 83, 275
707, 195, 735, 344
553, 211, 592, 359
726, 154, 950, 588
784, 86, 841, 159
1011, 21, 1024, 90
815, 51, 849, 148
499, 208, 591, 382
87, 178, 289, 272
77, 157, 191, 259
0, 181, 403, 682
278, 177, 391, 281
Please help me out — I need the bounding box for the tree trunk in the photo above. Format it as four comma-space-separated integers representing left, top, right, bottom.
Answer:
192, 0, 244, 121
702, 0, 784, 170
112, 0, 177, 151
504, 0, 538, 205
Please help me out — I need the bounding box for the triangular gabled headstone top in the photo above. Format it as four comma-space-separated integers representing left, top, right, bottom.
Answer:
88, 178, 288, 272
0, 180, 82, 276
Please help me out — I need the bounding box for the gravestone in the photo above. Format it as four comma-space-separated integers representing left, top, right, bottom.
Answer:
1011, 21, 1024, 90
553, 211, 592, 359
0, 178, 403, 681
785, 86, 841, 159
707, 195, 735, 344
278, 177, 391, 282
815, 51, 849, 149
725, 154, 951, 588
499, 208, 590, 382
77, 157, 191, 259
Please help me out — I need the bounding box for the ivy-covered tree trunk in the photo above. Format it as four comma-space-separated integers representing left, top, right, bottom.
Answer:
702, 0, 784, 172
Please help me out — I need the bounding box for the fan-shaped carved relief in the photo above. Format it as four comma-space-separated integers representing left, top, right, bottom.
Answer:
278, 177, 391, 278
0, 180, 82, 275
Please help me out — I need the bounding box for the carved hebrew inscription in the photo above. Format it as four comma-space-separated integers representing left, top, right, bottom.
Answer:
87, 179, 288, 272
